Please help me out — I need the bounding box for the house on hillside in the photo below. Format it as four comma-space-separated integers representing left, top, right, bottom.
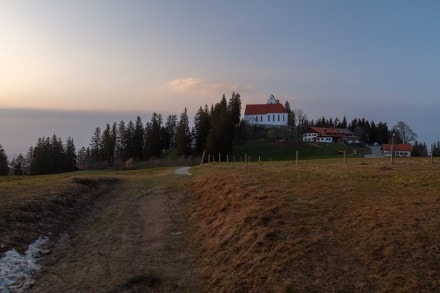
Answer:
303, 127, 359, 144
382, 144, 413, 157
243, 95, 288, 127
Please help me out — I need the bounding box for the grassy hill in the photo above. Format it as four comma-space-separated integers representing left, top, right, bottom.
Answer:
2, 158, 438, 291
232, 140, 369, 161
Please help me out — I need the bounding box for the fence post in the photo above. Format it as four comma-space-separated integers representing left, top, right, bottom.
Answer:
344, 149, 347, 165
200, 151, 206, 166
296, 151, 299, 167
219, 153, 221, 163
227, 154, 229, 163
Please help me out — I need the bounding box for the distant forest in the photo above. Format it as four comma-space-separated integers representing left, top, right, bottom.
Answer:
0, 92, 437, 175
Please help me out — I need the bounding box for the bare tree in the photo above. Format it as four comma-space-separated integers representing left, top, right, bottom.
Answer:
393, 121, 417, 144
292, 108, 308, 141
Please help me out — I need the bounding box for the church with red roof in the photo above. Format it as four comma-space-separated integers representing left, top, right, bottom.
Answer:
243, 95, 288, 127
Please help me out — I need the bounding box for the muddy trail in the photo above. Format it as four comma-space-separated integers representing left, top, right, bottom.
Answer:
32, 184, 197, 292
1, 170, 198, 292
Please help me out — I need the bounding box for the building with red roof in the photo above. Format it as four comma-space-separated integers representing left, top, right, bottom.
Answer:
243, 95, 288, 126
303, 127, 359, 144
382, 144, 413, 157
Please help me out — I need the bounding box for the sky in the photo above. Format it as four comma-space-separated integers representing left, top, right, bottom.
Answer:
1, 0, 439, 155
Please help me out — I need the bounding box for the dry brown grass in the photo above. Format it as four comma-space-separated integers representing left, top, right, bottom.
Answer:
0, 175, 120, 254
187, 159, 440, 291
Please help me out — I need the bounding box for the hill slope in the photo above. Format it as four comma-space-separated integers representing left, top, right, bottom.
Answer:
188, 160, 439, 291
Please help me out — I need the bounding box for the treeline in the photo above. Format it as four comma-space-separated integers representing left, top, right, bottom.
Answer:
0, 136, 77, 176
311, 116, 390, 145
77, 93, 242, 167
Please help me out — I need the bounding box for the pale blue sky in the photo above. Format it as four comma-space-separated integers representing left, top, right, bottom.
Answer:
1, 0, 439, 154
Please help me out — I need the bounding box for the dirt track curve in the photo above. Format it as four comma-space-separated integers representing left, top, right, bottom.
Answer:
30, 171, 198, 292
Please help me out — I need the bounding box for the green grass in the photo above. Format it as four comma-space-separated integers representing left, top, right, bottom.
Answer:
232, 140, 368, 161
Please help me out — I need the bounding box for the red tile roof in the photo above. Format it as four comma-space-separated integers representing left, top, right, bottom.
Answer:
309, 127, 357, 138
382, 144, 413, 152
244, 104, 286, 115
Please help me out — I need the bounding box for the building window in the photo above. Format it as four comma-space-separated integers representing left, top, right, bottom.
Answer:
255, 116, 258, 122
278, 115, 280, 121
273, 114, 275, 121
268, 115, 270, 121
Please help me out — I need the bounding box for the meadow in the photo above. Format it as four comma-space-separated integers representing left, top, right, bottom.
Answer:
1, 157, 439, 291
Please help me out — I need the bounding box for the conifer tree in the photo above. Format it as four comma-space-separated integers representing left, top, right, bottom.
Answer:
0, 144, 9, 176
144, 113, 162, 159
163, 115, 177, 150
133, 116, 144, 160
10, 154, 25, 175
65, 137, 77, 171
193, 105, 211, 154
206, 95, 234, 156
90, 127, 101, 162
116, 120, 126, 161
175, 108, 192, 157
229, 92, 242, 127
125, 121, 135, 159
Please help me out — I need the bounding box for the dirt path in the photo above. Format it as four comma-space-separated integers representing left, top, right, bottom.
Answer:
30, 175, 198, 292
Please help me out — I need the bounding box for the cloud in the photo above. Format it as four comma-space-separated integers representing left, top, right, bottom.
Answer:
168, 77, 240, 97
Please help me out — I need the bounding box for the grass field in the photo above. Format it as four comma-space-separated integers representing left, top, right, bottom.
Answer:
1, 158, 439, 291
232, 140, 368, 161
187, 158, 440, 291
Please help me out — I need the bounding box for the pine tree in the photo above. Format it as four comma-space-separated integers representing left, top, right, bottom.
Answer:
229, 92, 242, 127
175, 108, 192, 157
193, 106, 211, 154
432, 141, 440, 157
163, 115, 177, 150
65, 137, 77, 171
0, 144, 9, 176
133, 116, 144, 160
144, 113, 162, 159
206, 95, 234, 157
116, 120, 126, 161
125, 121, 135, 159
10, 154, 26, 175
90, 127, 101, 162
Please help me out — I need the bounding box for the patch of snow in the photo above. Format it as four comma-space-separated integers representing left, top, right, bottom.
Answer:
0, 237, 48, 292
174, 167, 192, 176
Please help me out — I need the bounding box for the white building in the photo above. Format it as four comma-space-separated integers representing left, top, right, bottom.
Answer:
244, 95, 288, 127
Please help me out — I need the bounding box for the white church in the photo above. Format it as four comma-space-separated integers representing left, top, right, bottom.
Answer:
243, 95, 288, 127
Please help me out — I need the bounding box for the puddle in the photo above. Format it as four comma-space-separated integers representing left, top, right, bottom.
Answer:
0, 237, 49, 292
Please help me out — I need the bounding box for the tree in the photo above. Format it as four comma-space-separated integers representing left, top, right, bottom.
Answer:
90, 127, 101, 162
29, 135, 75, 174
432, 141, 440, 157
116, 120, 126, 161
229, 92, 242, 127
65, 137, 77, 171
412, 141, 428, 157
10, 154, 26, 175
163, 114, 177, 150
292, 108, 308, 141
206, 95, 234, 156
175, 108, 192, 157
144, 113, 162, 159
133, 116, 145, 160
0, 144, 9, 176
193, 106, 211, 154
393, 121, 417, 144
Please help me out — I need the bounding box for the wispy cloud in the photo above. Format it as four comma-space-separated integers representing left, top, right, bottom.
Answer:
168, 77, 240, 97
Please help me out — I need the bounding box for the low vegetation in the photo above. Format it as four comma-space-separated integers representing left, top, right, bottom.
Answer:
187, 159, 440, 291
1, 158, 439, 291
